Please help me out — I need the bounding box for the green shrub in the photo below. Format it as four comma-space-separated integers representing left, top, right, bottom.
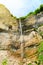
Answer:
2, 59, 7, 65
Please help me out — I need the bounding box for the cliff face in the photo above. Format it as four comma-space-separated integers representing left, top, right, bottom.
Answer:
24, 12, 43, 26
22, 12, 43, 35
0, 4, 18, 31
0, 4, 43, 65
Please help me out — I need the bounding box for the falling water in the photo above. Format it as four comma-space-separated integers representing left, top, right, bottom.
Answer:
19, 18, 24, 59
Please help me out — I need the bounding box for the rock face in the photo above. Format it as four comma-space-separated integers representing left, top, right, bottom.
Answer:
22, 12, 43, 34
13, 31, 42, 60
0, 33, 11, 49
25, 15, 36, 26
0, 4, 18, 31
0, 50, 21, 65
0, 4, 19, 50
38, 26, 43, 32
24, 12, 43, 26
0, 4, 43, 65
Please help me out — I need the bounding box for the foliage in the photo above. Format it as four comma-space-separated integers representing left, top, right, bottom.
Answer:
28, 63, 32, 65
40, 4, 43, 11
19, 4, 43, 20
20, 12, 33, 20
33, 4, 43, 15
2, 59, 7, 65
11, 14, 17, 19
38, 41, 43, 53
34, 8, 40, 15
39, 31, 43, 36
38, 41, 43, 63
38, 53, 43, 62
20, 16, 26, 20
26, 12, 33, 17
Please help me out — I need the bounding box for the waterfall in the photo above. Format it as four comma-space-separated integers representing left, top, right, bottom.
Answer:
19, 18, 24, 58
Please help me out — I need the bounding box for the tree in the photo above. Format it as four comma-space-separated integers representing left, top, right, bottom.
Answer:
40, 4, 43, 11
34, 8, 40, 15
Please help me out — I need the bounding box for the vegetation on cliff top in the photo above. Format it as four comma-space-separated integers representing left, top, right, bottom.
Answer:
20, 4, 43, 20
